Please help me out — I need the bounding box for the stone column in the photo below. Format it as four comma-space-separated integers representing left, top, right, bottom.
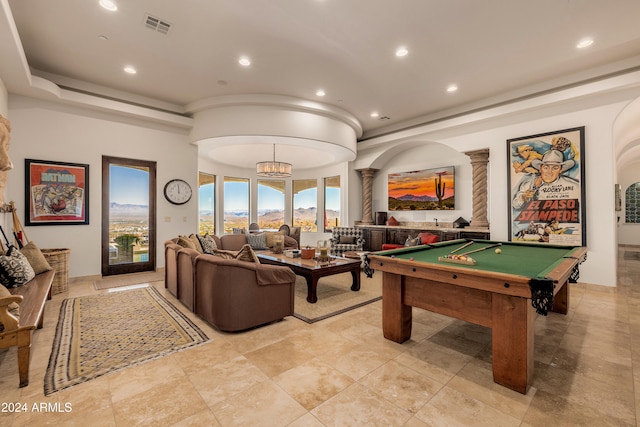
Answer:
357, 168, 378, 224
464, 149, 490, 228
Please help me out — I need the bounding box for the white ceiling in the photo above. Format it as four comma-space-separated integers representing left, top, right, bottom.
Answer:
3, 0, 640, 169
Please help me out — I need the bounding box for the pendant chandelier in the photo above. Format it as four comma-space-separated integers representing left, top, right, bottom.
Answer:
256, 144, 292, 178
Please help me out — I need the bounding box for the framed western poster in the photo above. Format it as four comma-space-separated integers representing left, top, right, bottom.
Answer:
25, 159, 89, 225
507, 126, 586, 246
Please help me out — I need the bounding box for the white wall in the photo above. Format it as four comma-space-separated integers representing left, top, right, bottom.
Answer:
7, 95, 197, 277
356, 101, 626, 287
370, 143, 472, 225
0, 78, 7, 116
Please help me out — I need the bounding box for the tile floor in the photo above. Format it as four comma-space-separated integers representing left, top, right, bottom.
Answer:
1, 246, 639, 426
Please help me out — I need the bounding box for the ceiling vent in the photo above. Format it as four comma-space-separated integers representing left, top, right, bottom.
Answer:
379, 116, 391, 121
144, 14, 172, 35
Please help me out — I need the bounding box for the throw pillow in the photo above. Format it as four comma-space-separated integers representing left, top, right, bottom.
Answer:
19, 241, 53, 274
264, 231, 286, 248
235, 244, 260, 264
197, 234, 218, 254
339, 235, 356, 245
246, 233, 267, 250
188, 234, 204, 253
418, 233, 439, 244
0, 250, 36, 288
176, 236, 196, 250
405, 235, 420, 247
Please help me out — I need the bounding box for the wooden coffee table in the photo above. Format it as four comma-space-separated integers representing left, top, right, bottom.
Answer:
257, 252, 361, 303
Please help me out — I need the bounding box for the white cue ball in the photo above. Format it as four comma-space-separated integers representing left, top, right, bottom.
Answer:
495, 248, 502, 254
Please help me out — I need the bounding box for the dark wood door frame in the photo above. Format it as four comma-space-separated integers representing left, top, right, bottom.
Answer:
101, 155, 157, 276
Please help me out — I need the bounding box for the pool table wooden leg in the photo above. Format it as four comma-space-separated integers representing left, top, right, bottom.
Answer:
382, 272, 412, 343
491, 294, 535, 394
551, 281, 569, 314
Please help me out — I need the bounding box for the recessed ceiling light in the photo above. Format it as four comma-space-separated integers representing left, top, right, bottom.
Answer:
370, 112, 379, 118
123, 66, 137, 74
99, 0, 117, 11
447, 84, 458, 93
316, 89, 325, 97
576, 38, 594, 49
395, 47, 409, 57
238, 57, 251, 66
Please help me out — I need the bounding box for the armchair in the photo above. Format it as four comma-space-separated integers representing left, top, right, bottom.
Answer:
329, 227, 364, 257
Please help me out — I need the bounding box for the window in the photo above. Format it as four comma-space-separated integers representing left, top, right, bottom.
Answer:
198, 172, 215, 235
293, 179, 317, 232
258, 179, 285, 230
324, 176, 340, 231
625, 182, 640, 223
224, 177, 249, 233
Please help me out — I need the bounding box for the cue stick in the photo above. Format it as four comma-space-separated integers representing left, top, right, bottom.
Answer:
460, 242, 502, 256
450, 240, 473, 254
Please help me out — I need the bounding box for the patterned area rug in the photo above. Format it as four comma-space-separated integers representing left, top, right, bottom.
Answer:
44, 286, 209, 395
293, 271, 381, 323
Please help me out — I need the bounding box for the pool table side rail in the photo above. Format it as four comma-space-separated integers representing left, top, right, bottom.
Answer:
369, 253, 542, 299
537, 246, 588, 285
368, 245, 586, 300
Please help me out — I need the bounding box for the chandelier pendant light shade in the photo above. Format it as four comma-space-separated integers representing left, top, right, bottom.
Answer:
256, 144, 292, 177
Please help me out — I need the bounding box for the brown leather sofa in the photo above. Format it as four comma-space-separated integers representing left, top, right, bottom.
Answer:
164, 233, 297, 331
165, 232, 296, 300
164, 240, 181, 298
194, 255, 295, 332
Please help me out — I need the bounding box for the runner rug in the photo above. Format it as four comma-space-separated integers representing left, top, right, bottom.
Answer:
293, 271, 381, 323
44, 286, 209, 395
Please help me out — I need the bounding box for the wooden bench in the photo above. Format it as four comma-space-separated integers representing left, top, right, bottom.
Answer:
0, 269, 55, 387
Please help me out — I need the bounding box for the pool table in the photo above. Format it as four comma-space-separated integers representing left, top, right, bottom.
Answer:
367, 239, 587, 394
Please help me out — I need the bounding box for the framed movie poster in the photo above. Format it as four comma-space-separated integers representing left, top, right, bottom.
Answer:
25, 159, 89, 225
507, 127, 586, 246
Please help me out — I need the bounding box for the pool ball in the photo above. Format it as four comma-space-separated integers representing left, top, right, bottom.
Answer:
409, 257, 414, 261
495, 248, 502, 254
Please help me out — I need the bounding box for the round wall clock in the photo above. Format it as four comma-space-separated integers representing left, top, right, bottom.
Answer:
163, 179, 192, 205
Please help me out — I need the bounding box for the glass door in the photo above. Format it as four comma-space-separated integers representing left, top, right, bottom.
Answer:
101, 156, 157, 276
